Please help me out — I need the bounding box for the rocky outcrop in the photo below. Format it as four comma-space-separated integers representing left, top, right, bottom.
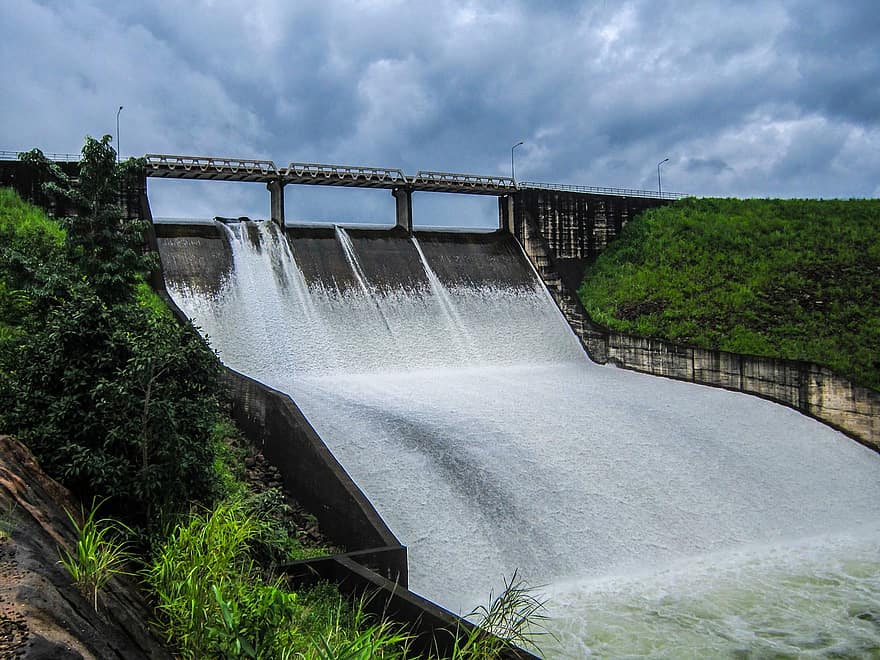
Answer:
0, 435, 171, 659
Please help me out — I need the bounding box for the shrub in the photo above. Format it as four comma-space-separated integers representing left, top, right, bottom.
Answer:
59, 499, 133, 612
0, 283, 221, 524
0, 145, 223, 528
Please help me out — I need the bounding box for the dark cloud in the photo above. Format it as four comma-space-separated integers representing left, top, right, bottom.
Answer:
2, 0, 878, 223
684, 158, 731, 175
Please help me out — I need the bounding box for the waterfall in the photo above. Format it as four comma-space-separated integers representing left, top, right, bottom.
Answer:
161, 220, 880, 658
335, 225, 394, 335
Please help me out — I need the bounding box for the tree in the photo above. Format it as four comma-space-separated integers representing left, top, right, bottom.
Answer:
1, 140, 223, 528
19, 135, 154, 304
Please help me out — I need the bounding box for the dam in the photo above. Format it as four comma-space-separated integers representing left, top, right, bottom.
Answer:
158, 218, 880, 657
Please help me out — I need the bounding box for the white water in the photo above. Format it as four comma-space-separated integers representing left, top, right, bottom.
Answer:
165, 221, 880, 658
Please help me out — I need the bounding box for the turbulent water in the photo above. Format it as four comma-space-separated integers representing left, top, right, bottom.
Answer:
163, 220, 880, 658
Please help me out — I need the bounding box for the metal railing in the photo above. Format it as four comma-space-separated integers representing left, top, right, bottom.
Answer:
519, 181, 687, 200
5, 149, 689, 199
282, 162, 407, 184
145, 154, 278, 176
411, 170, 516, 190
0, 149, 80, 162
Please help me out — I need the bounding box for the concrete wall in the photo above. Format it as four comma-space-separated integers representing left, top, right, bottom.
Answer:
512, 195, 880, 452
513, 188, 671, 260
1, 158, 144, 221
223, 369, 406, 564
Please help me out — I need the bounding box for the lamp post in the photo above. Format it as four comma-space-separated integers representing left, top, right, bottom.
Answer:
657, 157, 669, 195
116, 106, 123, 162
511, 141, 524, 183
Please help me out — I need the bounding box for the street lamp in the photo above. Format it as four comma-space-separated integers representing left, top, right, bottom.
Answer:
657, 157, 669, 195
116, 106, 124, 162
511, 141, 524, 183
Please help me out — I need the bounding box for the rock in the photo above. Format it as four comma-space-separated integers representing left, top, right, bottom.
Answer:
0, 435, 172, 659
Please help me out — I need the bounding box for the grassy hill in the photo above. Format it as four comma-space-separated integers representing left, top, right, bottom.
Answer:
578, 197, 880, 389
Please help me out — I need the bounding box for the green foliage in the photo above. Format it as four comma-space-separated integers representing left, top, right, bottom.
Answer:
245, 487, 338, 564
0, 187, 65, 251
146, 494, 549, 658
448, 571, 550, 659
146, 498, 381, 659
0, 283, 222, 523
19, 138, 154, 304
307, 600, 411, 660
212, 419, 250, 501
0, 187, 69, 341
0, 148, 223, 529
59, 498, 133, 612
579, 198, 880, 389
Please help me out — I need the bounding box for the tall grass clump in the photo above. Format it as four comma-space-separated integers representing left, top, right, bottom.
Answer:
59, 498, 133, 612
146, 497, 406, 658
448, 570, 550, 659
146, 497, 275, 656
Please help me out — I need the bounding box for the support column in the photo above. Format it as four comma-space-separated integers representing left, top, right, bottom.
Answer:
268, 180, 285, 226
499, 194, 515, 234
393, 187, 413, 233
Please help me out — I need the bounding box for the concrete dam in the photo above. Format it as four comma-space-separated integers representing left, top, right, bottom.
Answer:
157, 218, 880, 657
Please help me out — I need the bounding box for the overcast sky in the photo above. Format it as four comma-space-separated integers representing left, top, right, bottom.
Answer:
2, 1, 878, 226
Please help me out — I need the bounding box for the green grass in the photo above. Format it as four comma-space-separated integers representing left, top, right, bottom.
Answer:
0, 187, 66, 248
578, 198, 880, 389
0, 187, 68, 341
145, 497, 404, 658
59, 498, 133, 612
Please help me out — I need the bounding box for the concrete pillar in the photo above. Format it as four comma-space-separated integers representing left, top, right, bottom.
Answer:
499, 194, 515, 234
268, 180, 285, 226
393, 187, 413, 233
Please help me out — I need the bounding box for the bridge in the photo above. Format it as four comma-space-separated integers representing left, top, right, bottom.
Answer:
143, 154, 515, 194
143, 154, 523, 231
1, 150, 685, 232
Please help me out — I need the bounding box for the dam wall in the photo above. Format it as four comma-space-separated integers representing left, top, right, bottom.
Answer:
511, 201, 880, 451
511, 187, 674, 291
153, 222, 404, 559
0, 157, 144, 220
151, 215, 538, 658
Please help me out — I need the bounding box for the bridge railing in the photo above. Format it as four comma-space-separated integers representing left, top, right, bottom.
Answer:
410, 170, 516, 191
0, 149, 80, 162
282, 162, 407, 185
519, 181, 687, 200
144, 154, 279, 177
9, 149, 688, 199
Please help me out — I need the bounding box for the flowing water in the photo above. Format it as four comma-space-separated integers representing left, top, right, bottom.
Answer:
162, 220, 880, 658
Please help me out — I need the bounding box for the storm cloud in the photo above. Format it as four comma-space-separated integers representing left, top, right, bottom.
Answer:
1, 0, 878, 223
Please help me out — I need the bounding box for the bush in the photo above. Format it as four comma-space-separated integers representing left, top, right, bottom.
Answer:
0, 139, 224, 527
0, 279, 221, 524
59, 498, 133, 612
146, 498, 398, 659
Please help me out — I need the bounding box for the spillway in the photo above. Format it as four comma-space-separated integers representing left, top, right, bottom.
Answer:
159, 220, 880, 657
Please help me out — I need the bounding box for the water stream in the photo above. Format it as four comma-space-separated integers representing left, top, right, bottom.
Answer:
163, 221, 880, 658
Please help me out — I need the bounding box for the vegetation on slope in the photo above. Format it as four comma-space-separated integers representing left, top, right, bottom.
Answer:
578, 197, 880, 389
0, 140, 223, 526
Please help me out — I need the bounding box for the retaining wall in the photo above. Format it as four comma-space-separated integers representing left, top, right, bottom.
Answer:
512, 201, 880, 452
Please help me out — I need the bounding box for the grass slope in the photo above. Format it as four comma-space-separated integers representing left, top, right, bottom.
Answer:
578, 197, 880, 389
